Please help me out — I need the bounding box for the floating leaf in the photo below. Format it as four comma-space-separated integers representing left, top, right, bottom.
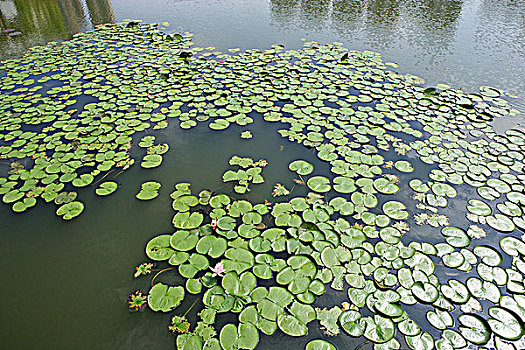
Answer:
170, 230, 199, 251
333, 177, 356, 193
307, 176, 331, 193
141, 154, 163, 168
240, 131, 252, 139
138, 136, 156, 148
488, 306, 524, 341
441, 227, 470, 248
219, 322, 258, 350
398, 318, 421, 336
222, 271, 256, 297
96, 181, 118, 196
276, 255, 317, 294
277, 301, 315, 337
373, 178, 399, 195
486, 214, 515, 232
458, 314, 491, 345
196, 235, 227, 258
363, 315, 394, 343
72, 174, 94, 187
272, 183, 290, 197
340, 310, 365, 337
305, 339, 336, 350
382, 201, 408, 220
173, 212, 204, 229
12, 197, 36, 213
146, 235, 175, 261
394, 160, 413, 173
56, 201, 84, 220
136, 181, 161, 200
467, 199, 491, 216
148, 283, 184, 312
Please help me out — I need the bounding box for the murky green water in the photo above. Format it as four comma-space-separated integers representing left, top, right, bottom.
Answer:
1, 1, 524, 349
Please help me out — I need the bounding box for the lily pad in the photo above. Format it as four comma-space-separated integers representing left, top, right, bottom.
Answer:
219, 323, 258, 350
148, 283, 184, 312
333, 177, 356, 193
316, 306, 342, 336
277, 301, 316, 337
12, 197, 37, 213
488, 306, 524, 341
289, 160, 314, 175
276, 255, 317, 294
486, 214, 515, 232
72, 173, 94, 187
307, 176, 331, 193
458, 314, 491, 345
138, 136, 156, 148
441, 227, 470, 248
56, 201, 84, 220
146, 235, 175, 261
373, 178, 399, 195
170, 230, 199, 251
222, 271, 256, 297
141, 154, 163, 168
382, 201, 408, 220
196, 235, 228, 258
305, 339, 336, 350
363, 315, 394, 343
340, 310, 365, 337
173, 212, 204, 229
95, 181, 118, 196
136, 181, 161, 200
395, 160, 413, 173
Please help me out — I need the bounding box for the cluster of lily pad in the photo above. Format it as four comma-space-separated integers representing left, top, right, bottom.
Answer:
0, 22, 192, 217
143, 170, 524, 350
222, 156, 267, 194
139, 135, 169, 169
1, 20, 525, 349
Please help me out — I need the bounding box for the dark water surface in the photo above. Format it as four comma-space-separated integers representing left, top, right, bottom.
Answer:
1, 1, 524, 349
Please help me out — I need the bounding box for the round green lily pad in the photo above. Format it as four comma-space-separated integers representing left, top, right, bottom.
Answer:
289, 160, 314, 175
307, 176, 331, 193
141, 154, 163, 168
395, 160, 413, 173
72, 173, 94, 187
136, 181, 161, 200
56, 201, 84, 220
382, 201, 408, 220
147, 282, 184, 312
305, 339, 336, 350
95, 181, 118, 196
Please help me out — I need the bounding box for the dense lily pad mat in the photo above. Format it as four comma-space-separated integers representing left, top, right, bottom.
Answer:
1, 21, 524, 349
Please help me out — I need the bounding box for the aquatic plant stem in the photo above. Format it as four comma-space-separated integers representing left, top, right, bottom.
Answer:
92, 170, 114, 187
354, 341, 371, 350
151, 267, 174, 286
182, 297, 200, 318
112, 169, 126, 179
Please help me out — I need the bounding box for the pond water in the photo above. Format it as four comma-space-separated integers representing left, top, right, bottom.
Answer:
0, 1, 524, 350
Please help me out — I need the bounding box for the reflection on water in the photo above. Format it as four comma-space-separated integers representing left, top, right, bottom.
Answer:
0, 0, 114, 58
267, 0, 524, 107
477, 0, 525, 57
85, 0, 114, 25
56, 0, 88, 34
1, 0, 524, 103
270, 0, 464, 58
